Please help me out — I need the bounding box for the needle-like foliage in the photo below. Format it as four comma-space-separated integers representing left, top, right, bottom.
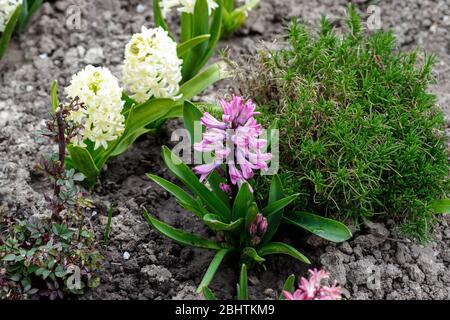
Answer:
242, 8, 450, 241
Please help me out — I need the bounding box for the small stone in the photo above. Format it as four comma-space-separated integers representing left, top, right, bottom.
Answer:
264, 288, 274, 296
306, 235, 327, 247
407, 264, 425, 283
141, 265, 172, 283
250, 18, 265, 35
320, 252, 347, 286
353, 234, 384, 249
84, 47, 104, 64
136, 4, 146, 13
339, 242, 353, 254
441, 248, 450, 263
123, 251, 131, 260
422, 19, 432, 27
364, 221, 390, 237
385, 264, 402, 279
395, 243, 411, 264
346, 257, 377, 286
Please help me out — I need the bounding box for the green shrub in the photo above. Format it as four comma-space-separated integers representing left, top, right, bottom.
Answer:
242, 9, 450, 240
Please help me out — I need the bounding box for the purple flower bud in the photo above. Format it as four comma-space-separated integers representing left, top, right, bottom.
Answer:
249, 213, 268, 246
219, 183, 232, 193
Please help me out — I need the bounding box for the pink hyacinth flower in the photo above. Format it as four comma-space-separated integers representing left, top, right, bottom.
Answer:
219, 183, 232, 193
193, 96, 272, 191
283, 268, 342, 300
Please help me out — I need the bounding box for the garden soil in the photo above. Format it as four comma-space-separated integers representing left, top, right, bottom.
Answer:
1, 0, 449, 299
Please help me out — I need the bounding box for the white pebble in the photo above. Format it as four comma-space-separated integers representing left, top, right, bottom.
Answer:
136, 4, 146, 13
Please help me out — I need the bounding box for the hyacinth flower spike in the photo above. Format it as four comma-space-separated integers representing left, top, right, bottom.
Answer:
283, 268, 342, 301
193, 95, 272, 193
144, 97, 349, 294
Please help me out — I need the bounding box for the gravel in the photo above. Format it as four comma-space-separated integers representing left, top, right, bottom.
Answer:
1, 0, 449, 300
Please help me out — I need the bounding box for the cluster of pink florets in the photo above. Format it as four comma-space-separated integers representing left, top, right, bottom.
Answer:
283, 269, 342, 300
193, 96, 272, 191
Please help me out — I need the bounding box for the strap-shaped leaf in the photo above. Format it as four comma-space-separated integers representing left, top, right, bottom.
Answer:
191, 0, 209, 55
0, 4, 22, 58
67, 145, 99, 188
101, 99, 175, 161
122, 98, 175, 138
108, 126, 155, 158
257, 242, 310, 264
223, 0, 234, 12
283, 211, 352, 243
121, 92, 138, 114
237, 264, 248, 300
279, 274, 295, 300
245, 202, 259, 229
232, 183, 253, 221
430, 199, 450, 214
17, 0, 29, 31
144, 210, 223, 250
260, 194, 299, 216
146, 173, 200, 212
192, 0, 223, 75
162, 146, 231, 219
180, 12, 192, 43
152, 0, 170, 33
202, 287, 217, 300
262, 175, 284, 243
51, 80, 59, 113
242, 247, 265, 264
177, 201, 208, 220
16, 0, 43, 33
182, 0, 209, 80
197, 248, 232, 293
179, 62, 229, 101
183, 100, 203, 145
203, 214, 244, 232
178, 34, 211, 58
161, 104, 183, 119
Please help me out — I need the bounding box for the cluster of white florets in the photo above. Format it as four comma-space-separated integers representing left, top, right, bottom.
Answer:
0, 0, 20, 33
122, 26, 183, 103
65, 65, 125, 150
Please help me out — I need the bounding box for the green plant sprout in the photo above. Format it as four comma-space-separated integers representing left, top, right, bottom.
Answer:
0, 0, 43, 58
221, 0, 261, 39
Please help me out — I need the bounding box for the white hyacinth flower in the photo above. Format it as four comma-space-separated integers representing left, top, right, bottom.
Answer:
123, 26, 183, 103
159, 0, 219, 18
65, 65, 125, 150
0, 0, 20, 33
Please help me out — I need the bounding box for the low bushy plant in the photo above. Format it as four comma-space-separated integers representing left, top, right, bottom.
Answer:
240, 8, 450, 240
0, 215, 101, 300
